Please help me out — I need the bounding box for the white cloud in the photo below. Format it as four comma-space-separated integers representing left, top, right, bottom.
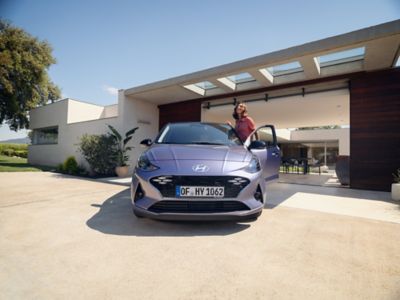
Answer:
102, 85, 119, 96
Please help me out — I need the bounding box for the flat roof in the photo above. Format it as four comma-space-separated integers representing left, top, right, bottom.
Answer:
124, 19, 400, 105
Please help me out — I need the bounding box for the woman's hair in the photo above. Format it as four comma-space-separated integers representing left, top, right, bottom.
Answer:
232, 102, 248, 120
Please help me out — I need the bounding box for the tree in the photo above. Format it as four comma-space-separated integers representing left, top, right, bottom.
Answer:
0, 20, 61, 131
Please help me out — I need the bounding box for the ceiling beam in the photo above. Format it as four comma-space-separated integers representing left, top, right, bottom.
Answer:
247, 69, 274, 86
364, 35, 400, 70
298, 56, 321, 78
208, 78, 235, 92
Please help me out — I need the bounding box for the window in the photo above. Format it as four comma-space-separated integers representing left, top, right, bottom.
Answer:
156, 123, 242, 146
226, 72, 256, 84
32, 127, 58, 145
263, 61, 304, 77
183, 81, 218, 96
317, 47, 365, 68
193, 81, 217, 90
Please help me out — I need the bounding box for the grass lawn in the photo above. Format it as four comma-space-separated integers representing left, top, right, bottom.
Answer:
0, 155, 54, 172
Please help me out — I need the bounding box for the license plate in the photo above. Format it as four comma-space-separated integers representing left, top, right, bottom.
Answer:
176, 186, 224, 198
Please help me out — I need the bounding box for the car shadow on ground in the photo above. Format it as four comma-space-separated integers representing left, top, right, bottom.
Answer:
86, 188, 252, 237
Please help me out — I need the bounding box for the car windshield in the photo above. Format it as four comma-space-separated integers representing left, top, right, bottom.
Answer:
155, 123, 242, 146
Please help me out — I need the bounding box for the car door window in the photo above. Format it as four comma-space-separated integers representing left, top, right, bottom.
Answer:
254, 126, 276, 147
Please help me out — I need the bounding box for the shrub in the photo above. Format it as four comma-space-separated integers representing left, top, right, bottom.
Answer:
107, 125, 138, 166
57, 163, 65, 173
78, 134, 118, 175
14, 150, 28, 158
2, 148, 15, 156
63, 156, 79, 175
393, 168, 400, 183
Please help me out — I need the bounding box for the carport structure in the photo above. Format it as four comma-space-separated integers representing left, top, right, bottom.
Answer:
122, 20, 400, 191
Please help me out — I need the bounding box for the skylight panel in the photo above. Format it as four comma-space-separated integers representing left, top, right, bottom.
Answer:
264, 61, 304, 76
193, 81, 217, 90
226, 72, 255, 84
318, 47, 365, 67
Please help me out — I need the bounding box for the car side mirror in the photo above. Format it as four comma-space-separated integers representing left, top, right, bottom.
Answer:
249, 140, 267, 150
140, 139, 152, 147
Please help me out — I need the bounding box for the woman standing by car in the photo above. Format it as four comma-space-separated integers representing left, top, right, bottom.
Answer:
231, 102, 256, 142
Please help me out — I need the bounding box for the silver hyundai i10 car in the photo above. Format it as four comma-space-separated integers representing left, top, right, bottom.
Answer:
131, 122, 280, 221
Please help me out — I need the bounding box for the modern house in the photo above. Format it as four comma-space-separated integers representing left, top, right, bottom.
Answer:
28, 20, 400, 191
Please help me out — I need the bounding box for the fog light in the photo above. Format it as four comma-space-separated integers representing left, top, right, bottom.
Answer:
134, 184, 145, 202
254, 186, 263, 202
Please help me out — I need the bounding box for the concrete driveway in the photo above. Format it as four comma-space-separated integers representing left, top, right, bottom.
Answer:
1, 172, 399, 299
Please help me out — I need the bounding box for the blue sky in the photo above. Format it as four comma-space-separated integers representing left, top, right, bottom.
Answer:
0, 0, 399, 140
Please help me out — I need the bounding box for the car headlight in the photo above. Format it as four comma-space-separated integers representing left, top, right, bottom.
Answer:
246, 155, 261, 173
137, 153, 159, 171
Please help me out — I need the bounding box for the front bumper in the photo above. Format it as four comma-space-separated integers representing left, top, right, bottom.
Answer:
131, 166, 266, 221
133, 203, 263, 221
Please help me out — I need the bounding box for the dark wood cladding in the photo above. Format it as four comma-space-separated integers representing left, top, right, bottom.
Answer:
350, 68, 400, 191
158, 99, 202, 130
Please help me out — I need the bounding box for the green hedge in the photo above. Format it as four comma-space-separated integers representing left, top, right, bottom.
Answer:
0, 144, 28, 158
0, 143, 28, 152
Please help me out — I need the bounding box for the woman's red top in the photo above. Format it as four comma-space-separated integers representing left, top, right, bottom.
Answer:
235, 116, 256, 142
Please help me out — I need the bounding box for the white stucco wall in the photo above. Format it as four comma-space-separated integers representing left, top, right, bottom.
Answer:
101, 104, 118, 118
28, 95, 159, 174
29, 100, 68, 129
67, 100, 105, 124
28, 99, 120, 168
118, 91, 159, 172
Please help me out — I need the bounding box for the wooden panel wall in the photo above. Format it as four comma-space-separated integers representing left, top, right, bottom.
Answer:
350, 68, 400, 191
158, 99, 202, 130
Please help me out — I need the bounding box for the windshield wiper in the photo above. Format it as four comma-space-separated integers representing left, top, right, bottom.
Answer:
190, 142, 226, 145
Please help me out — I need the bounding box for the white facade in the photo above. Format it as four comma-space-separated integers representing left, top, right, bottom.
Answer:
28, 96, 159, 171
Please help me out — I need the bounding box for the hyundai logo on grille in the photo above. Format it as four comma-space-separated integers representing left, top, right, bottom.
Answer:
192, 164, 210, 172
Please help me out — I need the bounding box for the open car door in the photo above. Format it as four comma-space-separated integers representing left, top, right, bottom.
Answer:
245, 125, 280, 185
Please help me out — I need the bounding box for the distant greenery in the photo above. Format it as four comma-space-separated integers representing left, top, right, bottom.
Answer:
0, 20, 61, 131
0, 154, 53, 172
0, 143, 28, 158
297, 125, 341, 130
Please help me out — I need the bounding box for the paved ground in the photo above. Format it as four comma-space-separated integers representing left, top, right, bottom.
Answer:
1, 172, 400, 299
278, 172, 341, 187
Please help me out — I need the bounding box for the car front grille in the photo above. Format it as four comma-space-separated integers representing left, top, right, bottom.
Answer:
150, 176, 250, 198
148, 200, 250, 213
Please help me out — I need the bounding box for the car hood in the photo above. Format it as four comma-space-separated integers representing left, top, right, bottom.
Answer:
146, 144, 251, 162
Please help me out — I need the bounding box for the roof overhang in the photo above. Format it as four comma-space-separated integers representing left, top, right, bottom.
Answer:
124, 20, 400, 105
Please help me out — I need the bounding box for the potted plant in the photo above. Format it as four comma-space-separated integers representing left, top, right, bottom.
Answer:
107, 125, 139, 177
392, 168, 400, 201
